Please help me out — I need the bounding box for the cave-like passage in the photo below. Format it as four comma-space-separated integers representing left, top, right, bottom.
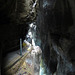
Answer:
2, 0, 48, 74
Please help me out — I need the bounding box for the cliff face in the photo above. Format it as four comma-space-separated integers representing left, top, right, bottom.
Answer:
0, 0, 38, 55
36, 0, 75, 75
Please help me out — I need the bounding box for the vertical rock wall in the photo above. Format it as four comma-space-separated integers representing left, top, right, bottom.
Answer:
0, 0, 38, 54
36, 0, 75, 75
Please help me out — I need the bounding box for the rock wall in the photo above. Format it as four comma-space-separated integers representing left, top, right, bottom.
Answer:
36, 0, 75, 75
0, 0, 38, 55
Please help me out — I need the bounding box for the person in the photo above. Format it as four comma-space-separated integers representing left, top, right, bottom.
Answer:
23, 40, 33, 51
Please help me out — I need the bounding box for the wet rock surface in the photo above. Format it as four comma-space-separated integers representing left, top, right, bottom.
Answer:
35, 0, 75, 75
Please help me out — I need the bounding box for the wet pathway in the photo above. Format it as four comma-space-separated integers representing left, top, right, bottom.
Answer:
14, 45, 42, 75
14, 53, 34, 75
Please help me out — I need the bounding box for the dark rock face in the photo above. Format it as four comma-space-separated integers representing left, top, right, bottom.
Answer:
36, 0, 75, 75
0, 0, 38, 55
0, 0, 38, 74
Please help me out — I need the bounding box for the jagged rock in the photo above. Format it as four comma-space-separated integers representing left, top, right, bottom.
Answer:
36, 0, 75, 75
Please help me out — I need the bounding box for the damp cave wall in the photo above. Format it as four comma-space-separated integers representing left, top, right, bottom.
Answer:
0, 0, 38, 72
36, 0, 75, 75
0, 0, 38, 55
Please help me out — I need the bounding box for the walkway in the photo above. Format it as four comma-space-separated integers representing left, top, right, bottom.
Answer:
3, 41, 42, 75
14, 52, 34, 75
